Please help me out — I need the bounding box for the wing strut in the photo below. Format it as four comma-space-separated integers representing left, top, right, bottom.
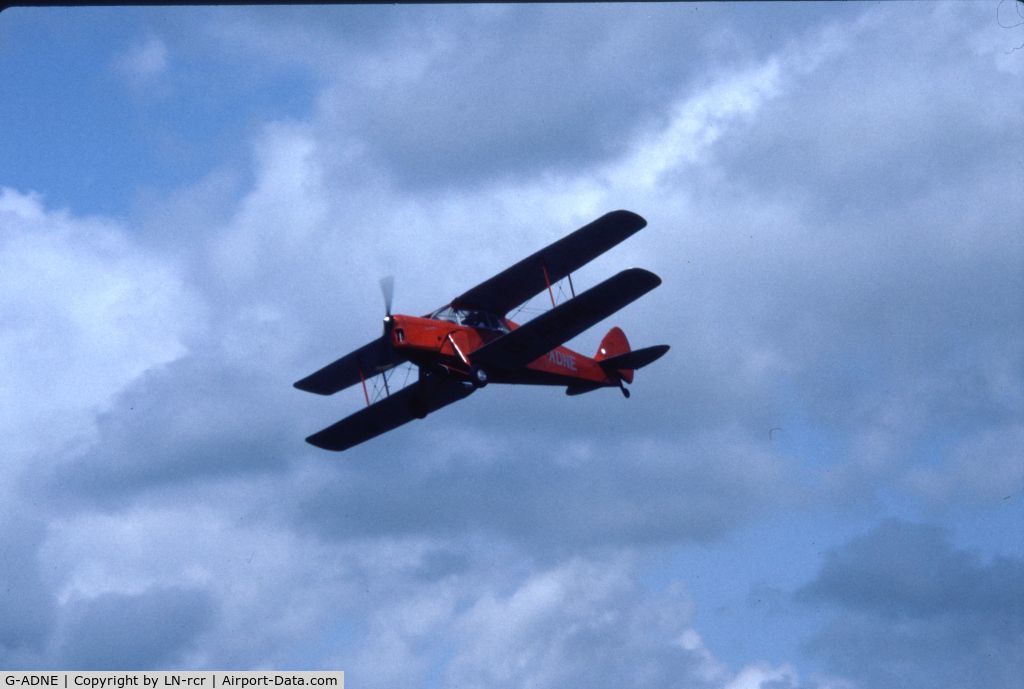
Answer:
542, 263, 556, 308
446, 332, 471, 366
359, 368, 370, 407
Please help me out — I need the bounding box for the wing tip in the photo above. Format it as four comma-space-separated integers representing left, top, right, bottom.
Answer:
621, 266, 662, 289
305, 432, 346, 452
294, 378, 330, 395
605, 209, 647, 230
649, 344, 670, 363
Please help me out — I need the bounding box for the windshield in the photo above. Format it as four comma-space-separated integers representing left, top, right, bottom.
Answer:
429, 306, 509, 333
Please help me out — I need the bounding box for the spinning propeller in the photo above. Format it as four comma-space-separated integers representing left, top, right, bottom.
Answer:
380, 275, 395, 318
379, 275, 396, 338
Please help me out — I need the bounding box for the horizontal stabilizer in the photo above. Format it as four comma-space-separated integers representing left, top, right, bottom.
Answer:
598, 344, 670, 373
473, 268, 663, 371
294, 335, 404, 396
306, 378, 475, 452
451, 210, 647, 316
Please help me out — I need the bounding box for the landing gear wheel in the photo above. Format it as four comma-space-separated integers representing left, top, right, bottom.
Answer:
470, 365, 489, 388
619, 382, 631, 399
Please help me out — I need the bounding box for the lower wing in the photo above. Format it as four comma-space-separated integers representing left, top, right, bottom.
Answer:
305, 377, 475, 452
294, 334, 404, 396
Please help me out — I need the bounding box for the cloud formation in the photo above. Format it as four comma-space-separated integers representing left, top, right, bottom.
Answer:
0, 188, 196, 460
114, 35, 169, 88
1, 3, 1021, 686
799, 520, 1024, 689
58, 586, 216, 670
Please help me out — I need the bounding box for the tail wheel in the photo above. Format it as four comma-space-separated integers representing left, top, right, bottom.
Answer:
470, 365, 488, 388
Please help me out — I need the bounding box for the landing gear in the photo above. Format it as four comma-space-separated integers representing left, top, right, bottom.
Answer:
469, 365, 489, 388
619, 380, 631, 399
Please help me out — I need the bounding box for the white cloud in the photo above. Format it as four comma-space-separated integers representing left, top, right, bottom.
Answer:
114, 35, 169, 87
0, 188, 198, 461
607, 58, 783, 192
724, 663, 799, 689
438, 557, 722, 689
3, 2, 1022, 685
211, 122, 329, 286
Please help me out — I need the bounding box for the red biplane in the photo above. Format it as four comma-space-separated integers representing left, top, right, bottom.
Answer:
294, 209, 669, 452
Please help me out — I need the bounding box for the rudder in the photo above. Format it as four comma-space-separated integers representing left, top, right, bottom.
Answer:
595, 326, 634, 383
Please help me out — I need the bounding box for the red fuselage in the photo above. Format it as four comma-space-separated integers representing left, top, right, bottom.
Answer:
387, 313, 615, 387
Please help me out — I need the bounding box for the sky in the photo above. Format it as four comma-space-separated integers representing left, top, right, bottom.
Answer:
1, 2, 1022, 687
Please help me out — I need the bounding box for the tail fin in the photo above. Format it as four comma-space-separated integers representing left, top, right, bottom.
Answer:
595, 326, 634, 383
568, 328, 668, 397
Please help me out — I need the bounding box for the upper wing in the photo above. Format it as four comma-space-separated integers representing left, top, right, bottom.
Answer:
472, 268, 662, 370
450, 210, 647, 316
294, 334, 404, 396
305, 377, 475, 452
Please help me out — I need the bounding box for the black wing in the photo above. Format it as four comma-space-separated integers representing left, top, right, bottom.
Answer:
472, 268, 662, 371
294, 334, 404, 396
305, 377, 475, 452
450, 210, 647, 316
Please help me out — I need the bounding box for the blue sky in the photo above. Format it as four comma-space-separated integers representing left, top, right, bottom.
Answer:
1, 3, 1022, 687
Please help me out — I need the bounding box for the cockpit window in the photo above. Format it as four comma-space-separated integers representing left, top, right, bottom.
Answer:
429, 306, 509, 333
429, 306, 460, 324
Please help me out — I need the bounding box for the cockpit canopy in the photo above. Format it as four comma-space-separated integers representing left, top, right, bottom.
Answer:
429, 305, 510, 333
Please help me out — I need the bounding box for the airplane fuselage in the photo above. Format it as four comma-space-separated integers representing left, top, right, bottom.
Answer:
387, 313, 616, 387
